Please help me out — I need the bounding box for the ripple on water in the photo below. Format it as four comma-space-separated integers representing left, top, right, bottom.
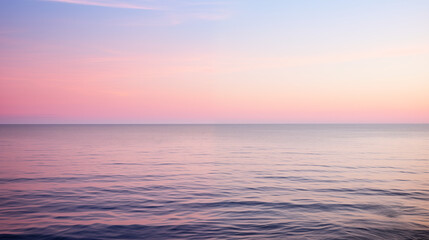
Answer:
0, 125, 428, 239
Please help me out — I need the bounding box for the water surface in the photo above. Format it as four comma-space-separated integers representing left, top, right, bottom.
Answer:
0, 124, 428, 239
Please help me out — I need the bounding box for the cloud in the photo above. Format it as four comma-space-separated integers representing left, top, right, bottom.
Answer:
41, 0, 233, 23
41, 0, 231, 11
42, 0, 158, 10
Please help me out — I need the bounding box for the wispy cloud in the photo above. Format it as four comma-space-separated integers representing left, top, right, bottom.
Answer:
41, 0, 231, 11
42, 0, 158, 10
41, 0, 233, 23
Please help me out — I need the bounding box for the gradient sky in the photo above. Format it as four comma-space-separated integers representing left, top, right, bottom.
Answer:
1, 0, 428, 123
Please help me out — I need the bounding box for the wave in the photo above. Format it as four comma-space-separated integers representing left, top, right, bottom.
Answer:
1, 223, 428, 240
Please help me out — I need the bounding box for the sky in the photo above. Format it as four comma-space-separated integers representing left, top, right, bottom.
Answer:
0, 0, 428, 123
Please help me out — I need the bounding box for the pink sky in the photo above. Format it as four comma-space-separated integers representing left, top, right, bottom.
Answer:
1, 0, 429, 123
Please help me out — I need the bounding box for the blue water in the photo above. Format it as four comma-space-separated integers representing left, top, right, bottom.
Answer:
0, 124, 428, 239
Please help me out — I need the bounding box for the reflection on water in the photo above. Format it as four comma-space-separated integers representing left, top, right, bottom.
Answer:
0, 124, 428, 239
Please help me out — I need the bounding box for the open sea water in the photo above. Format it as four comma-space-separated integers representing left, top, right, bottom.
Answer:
0, 124, 428, 239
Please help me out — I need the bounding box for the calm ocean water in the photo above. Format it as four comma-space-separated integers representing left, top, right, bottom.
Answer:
0, 124, 428, 239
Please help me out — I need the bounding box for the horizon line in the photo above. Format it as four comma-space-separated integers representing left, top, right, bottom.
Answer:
1, 123, 428, 125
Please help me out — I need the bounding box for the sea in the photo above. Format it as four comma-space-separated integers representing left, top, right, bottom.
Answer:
0, 124, 428, 239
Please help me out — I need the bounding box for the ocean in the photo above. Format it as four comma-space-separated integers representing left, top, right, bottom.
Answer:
0, 124, 428, 239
